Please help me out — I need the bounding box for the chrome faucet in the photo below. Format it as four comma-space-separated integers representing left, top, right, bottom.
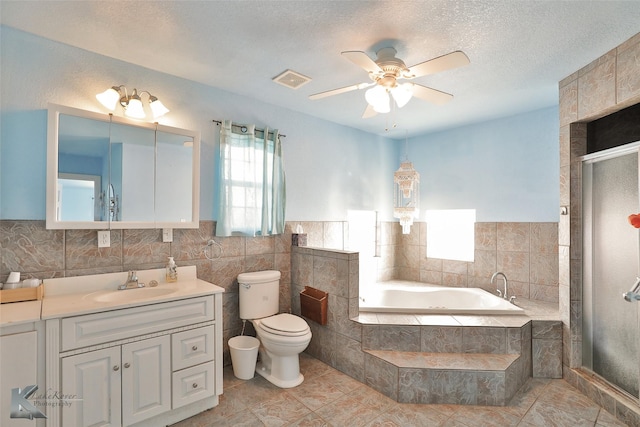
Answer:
623, 277, 640, 302
491, 271, 515, 303
118, 271, 145, 290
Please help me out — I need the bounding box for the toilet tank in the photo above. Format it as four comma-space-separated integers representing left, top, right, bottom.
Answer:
238, 270, 281, 320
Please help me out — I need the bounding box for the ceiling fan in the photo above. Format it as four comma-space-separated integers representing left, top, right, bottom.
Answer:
309, 47, 470, 118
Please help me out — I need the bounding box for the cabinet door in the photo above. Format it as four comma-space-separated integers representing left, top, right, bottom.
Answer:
62, 347, 121, 427
121, 336, 171, 426
0, 332, 37, 427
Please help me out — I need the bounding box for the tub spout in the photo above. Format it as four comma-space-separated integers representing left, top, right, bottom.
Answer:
491, 272, 511, 301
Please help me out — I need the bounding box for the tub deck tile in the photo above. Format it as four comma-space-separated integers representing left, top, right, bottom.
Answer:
415, 314, 462, 326
365, 350, 519, 371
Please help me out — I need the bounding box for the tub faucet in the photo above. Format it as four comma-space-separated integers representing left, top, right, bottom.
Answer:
491, 271, 513, 302
118, 271, 145, 290
623, 277, 640, 302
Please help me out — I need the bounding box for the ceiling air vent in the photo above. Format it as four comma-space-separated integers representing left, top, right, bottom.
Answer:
272, 69, 311, 89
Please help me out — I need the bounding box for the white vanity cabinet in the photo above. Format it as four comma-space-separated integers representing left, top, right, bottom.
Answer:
171, 327, 215, 409
0, 301, 45, 427
61, 346, 121, 427
0, 330, 39, 427
61, 336, 171, 427
46, 292, 222, 427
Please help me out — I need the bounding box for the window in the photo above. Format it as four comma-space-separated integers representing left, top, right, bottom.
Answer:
216, 121, 285, 236
425, 209, 475, 262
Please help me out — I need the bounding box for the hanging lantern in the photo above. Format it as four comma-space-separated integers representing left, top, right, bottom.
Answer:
393, 160, 420, 234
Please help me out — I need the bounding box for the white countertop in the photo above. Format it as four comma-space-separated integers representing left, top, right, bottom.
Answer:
41, 278, 223, 319
0, 300, 42, 326
2, 266, 224, 324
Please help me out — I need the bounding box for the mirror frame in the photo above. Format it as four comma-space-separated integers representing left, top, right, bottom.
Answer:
47, 103, 200, 229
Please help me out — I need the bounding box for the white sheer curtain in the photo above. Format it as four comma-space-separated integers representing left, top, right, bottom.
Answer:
216, 120, 286, 236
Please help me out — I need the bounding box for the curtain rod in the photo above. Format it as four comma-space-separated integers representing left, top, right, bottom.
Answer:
212, 120, 286, 139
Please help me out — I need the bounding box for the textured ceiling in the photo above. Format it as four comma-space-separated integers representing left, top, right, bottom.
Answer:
2, 1, 640, 138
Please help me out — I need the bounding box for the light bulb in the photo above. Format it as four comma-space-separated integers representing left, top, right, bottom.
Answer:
149, 99, 169, 118
96, 87, 120, 110
391, 83, 413, 108
365, 86, 390, 113
125, 92, 145, 119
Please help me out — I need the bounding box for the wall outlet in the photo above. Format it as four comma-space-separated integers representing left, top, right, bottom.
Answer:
162, 228, 173, 243
98, 231, 110, 248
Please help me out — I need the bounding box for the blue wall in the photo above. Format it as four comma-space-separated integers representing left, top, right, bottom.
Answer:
0, 26, 559, 224
409, 106, 559, 222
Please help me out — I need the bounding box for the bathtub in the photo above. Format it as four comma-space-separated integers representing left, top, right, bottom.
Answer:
359, 283, 524, 315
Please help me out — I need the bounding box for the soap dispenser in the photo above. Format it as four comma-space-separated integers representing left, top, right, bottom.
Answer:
166, 256, 178, 282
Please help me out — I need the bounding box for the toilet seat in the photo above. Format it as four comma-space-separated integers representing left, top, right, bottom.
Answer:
257, 314, 310, 337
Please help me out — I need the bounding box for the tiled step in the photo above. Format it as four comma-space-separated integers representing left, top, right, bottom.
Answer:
362, 323, 529, 355
363, 349, 527, 406
366, 349, 519, 370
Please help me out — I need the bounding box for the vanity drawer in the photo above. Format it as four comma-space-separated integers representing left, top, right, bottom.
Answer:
172, 362, 215, 409
172, 326, 214, 371
61, 296, 214, 351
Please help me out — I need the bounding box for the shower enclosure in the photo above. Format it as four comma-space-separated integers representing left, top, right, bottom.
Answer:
582, 143, 640, 399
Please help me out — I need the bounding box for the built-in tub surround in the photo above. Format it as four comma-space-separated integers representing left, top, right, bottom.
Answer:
359, 282, 524, 315
291, 245, 563, 406
42, 266, 224, 427
289, 220, 559, 304
559, 31, 640, 425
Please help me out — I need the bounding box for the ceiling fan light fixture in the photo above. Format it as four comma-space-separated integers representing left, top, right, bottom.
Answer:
365, 85, 390, 113
310, 48, 469, 117
391, 83, 413, 108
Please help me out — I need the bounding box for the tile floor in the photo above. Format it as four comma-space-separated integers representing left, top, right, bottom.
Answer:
172, 353, 629, 427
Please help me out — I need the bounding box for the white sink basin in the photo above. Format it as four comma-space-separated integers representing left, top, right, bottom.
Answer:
84, 287, 176, 303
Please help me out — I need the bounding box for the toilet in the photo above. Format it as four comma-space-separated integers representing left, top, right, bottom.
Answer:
238, 270, 312, 388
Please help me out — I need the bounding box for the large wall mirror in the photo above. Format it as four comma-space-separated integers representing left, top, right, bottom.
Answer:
46, 104, 200, 229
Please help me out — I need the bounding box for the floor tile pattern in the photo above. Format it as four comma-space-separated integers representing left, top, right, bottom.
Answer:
171, 354, 629, 427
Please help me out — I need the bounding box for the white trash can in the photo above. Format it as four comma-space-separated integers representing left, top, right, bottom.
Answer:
228, 336, 260, 380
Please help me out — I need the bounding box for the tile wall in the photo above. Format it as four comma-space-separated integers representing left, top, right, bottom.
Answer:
290, 246, 362, 379
379, 221, 559, 303
1, 217, 560, 364
0, 219, 292, 365
558, 31, 640, 425
288, 220, 559, 304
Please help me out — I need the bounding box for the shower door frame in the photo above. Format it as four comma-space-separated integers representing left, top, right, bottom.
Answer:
582, 140, 640, 401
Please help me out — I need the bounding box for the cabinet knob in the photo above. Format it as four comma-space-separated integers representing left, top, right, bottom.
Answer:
192, 345, 198, 351
113, 365, 120, 371
192, 383, 198, 389
124, 362, 131, 368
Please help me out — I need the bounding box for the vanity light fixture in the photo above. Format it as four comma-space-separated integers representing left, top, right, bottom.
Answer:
96, 85, 169, 119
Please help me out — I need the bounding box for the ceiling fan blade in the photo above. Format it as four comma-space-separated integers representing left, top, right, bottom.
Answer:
410, 84, 453, 105
309, 82, 372, 100
342, 51, 383, 74
362, 104, 378, 119
407, 50, 470, 78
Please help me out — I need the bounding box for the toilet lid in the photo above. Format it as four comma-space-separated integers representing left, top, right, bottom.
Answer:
260, 313, 309, 335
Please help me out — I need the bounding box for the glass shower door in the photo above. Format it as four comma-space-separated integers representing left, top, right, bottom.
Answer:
583, 147, 640, 398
